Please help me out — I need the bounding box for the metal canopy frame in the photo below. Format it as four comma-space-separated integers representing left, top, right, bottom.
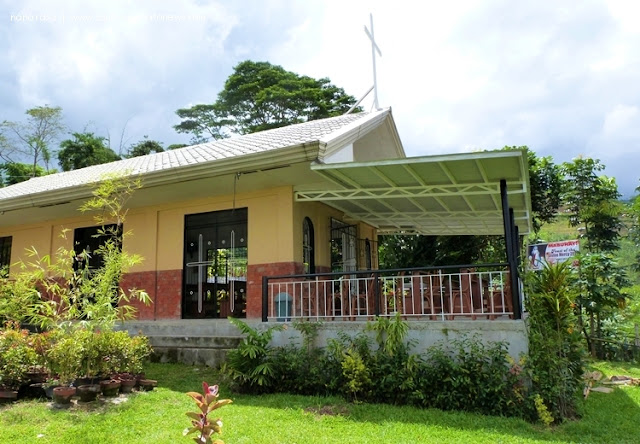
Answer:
296, 150, 532, 236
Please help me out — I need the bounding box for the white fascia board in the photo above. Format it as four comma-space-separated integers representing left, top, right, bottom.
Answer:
318, 108, 390, 160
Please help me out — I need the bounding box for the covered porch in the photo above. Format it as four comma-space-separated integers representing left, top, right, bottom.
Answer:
263, 150, 531, 322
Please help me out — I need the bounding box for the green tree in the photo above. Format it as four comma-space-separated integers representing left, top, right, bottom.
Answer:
0, 132, 10, 163
629, 189, 640, 272
527, 150, 564, 234
167, 143, 188, 150
378, 235, 504, 269
174, 103, 230, 144
58, 132, 120, 171
502, 146, 564, 235
174, 60, 360, 141
562, 156, 622, 253
0, 162, 48, 186
1, 105, 65, 176
575, 252, 630, 356
126, 136, 164, 158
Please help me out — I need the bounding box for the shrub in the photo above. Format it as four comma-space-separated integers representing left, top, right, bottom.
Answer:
524, 261, 586, 422
47, 333, 83, 385
223, 316, 529, 420
0, 272, 40, 326
0, 323, 38, 389
223, 318, 282, 392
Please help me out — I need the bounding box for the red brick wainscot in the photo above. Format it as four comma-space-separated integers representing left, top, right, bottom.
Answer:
120, 269, 182, 320
246, 262, 307, 319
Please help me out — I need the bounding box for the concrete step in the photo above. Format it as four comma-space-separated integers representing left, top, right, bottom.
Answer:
150, 346, 232, 368
114, 320, 251, 368
114, 319, 261, 338
147, 336, 243, 368
146, 335, 242, 349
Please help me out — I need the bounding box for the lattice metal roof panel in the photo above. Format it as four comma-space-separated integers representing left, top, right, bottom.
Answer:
296, 150, 532, 236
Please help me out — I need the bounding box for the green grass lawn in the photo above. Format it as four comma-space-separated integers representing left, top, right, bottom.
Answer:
1, 361, 639, 444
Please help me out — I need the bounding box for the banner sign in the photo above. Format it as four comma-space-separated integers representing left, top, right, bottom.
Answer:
527, 240, 580, 270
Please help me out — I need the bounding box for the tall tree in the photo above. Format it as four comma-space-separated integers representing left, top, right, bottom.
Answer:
174, 103, 230, 144
0, 162, 48, 186
562, 156, 622, 253
58, 132, 120, 171
167, 143, 188, 150
627, 185, 640, 272
1, 105, 65, 175
0, 132, 10, 163
378, 235, 504, 269
126, 136, 164, 158
502, 146, 564, 234
174, 60, 360, 141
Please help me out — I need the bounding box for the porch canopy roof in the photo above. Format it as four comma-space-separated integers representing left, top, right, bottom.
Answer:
295, 149, 532, 236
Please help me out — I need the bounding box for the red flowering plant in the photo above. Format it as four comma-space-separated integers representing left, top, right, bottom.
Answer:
184, 382, 232, 444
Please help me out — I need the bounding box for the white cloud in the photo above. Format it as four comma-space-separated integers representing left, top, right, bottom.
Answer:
1, 0, 639, 196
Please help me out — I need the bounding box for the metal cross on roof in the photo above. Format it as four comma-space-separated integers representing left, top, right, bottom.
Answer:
365, 13, 382, 110
345, 14, 383, 114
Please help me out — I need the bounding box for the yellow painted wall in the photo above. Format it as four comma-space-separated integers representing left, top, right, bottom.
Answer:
0, 224, 53, 273
292, 201, 378, 270
148, 186, 295, 271
1, 186, 297, 277
0, 214, 107, 275
356, 222, 379, 269
1, 185, 379, 277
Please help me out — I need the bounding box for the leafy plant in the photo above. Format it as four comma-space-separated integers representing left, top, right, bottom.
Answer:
341, 348, 371, 401
15, 172, 151, 332
127, 335, 152, 375
0, 323, 38, 389
223, 318, 282, 392
184, 382, 232, 444
47, 333, 83, 385
575, 252, 630, 356
524, 260, 586, 422
366, 312, 409, 356
292, 319, 321, 353
0, 270, 40, 326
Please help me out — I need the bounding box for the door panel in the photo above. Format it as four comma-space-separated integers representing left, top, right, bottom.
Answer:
182, 209, 247, 319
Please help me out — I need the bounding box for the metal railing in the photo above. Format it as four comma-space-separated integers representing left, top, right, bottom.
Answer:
262, 264, 516, 322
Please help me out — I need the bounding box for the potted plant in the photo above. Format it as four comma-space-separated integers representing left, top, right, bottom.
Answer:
76, 384, 100, 402
0, 323, 38, 402
47, 334, 82, 406
117, 374, 137, 394
126, 335, 152, 377
99, 378, 121, 397
25, 331, 57, 384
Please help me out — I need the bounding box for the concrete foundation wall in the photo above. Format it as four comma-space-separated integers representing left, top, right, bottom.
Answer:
269, 320, 528, 360
117, 319, 529, 367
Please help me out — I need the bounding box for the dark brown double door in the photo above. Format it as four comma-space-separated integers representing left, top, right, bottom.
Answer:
182, 208, 247, 319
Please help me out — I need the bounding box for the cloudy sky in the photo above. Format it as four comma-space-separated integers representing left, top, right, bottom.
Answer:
2, 0, 639, 197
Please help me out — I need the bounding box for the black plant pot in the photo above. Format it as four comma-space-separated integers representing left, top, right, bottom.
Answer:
100, 379, 121, 397
138, 379, 157, 392
77, 385, 101, 403
0, 389, 18, 404
119, 378, 136, 394
52, 386, 76, 406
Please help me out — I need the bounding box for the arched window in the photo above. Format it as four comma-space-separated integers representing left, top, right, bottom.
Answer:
303, 217, 315, 274
365, 238, 372, 270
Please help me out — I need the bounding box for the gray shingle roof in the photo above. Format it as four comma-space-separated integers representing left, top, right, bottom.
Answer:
0, 111, 373, 201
